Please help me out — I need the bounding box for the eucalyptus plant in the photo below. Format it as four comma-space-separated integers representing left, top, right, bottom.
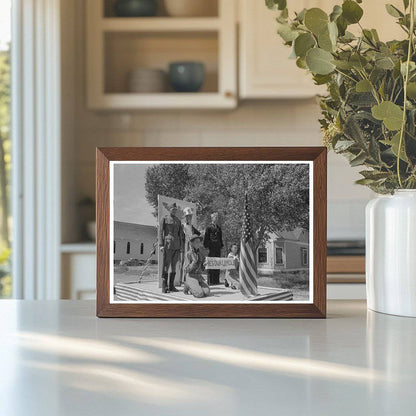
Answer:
266, 0, 416, 193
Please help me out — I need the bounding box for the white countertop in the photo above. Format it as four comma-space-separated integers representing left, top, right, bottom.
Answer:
0, 300, 415, 416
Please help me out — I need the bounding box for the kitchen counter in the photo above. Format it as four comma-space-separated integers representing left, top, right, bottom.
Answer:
0, 300, 415, 415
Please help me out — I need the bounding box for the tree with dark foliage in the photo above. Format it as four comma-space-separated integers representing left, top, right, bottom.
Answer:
145, 163, 309, 249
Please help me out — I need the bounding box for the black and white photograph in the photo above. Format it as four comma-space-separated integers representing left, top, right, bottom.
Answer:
110, 161, 313, 303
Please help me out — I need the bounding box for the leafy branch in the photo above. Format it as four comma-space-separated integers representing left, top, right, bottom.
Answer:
266, 0, 416, 193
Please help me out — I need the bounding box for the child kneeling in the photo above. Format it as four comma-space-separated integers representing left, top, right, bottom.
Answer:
224, 243, 240, 290
183, 234, 210, 298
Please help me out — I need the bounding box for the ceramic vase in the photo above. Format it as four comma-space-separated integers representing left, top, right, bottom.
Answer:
366, 190, 416, 317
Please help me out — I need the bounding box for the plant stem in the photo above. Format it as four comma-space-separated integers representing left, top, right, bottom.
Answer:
334, 68, 357, 83
397, 0, 415, 188
358, 69, 380, 104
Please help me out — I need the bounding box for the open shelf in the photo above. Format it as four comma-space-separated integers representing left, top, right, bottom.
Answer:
91, 92, 235, 109
103, 0, 219, 18
104, 31, 219, 94
86, 0, 236, 109
101, 17, 221, 32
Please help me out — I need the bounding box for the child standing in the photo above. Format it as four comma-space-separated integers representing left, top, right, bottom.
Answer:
224, 243, 240, 290
183, 234, 210, 298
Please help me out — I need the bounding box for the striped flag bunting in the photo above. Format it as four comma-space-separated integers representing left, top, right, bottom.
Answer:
239, 193, 258, 297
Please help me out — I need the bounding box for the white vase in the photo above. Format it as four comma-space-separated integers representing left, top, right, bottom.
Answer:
366, 190, 416, 317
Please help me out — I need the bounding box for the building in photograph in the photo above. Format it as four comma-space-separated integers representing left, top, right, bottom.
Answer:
257, 228, 309, 274
114, 221, 157, 263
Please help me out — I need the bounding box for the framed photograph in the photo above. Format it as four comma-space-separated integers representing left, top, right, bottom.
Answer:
96, 147, 327, 318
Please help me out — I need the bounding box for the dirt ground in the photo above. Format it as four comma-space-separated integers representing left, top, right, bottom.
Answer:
258, 270, 310, 301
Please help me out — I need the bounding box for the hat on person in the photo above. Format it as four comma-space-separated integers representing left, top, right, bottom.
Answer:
189, 234, 203, 242
183, 207, 193, 216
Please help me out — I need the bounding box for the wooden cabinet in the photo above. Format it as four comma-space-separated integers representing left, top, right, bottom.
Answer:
238, 0, 404, 99
86, 0, 237, 109
239, 0, 323, 99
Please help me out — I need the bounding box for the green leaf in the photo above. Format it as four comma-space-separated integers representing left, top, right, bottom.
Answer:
280, 8, 289, 19
295, 8, 307, 22
277, 23, 299, 42
375, 56, 395, 70
266, 0, 287, 11
403, 0, 410, 9
294, 33, 315, 57
385, 4, 404, 18
350, 152, 368, 167
342, 0, 363, 24
407, 82, 416, 99
371, 29, 380, 42
362, 29, 375, 44
340, 31, 356, 42
401, 61, 416, 77
318, 22, 338, 52
296, 57, 307, 69
304, 8, 329, 35
356, 79, 372, 92
382, 132, 409, 162
369, 136, 381, 162
333, 59, 353, 70
306, 48, 335, 75
330, 5, 343, 22
359, 170, 391, 180
313, 74, 332, 85
372, 101, 404, 130
336, 15, 348, 36
348, 92, 377, 107
350, 53, 368, 69
328, 21, 338, 45
289, 44, 297, 59
355, 178, 377, 185
334, 139, 355, 152
344, 114, 368, 147
318, 32, 333, 52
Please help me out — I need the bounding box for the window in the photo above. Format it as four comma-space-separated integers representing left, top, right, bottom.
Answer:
301, 248, 309, 266
0, 0, 11, 298
275, 247, 284, 265
126, 242, 130, 254
140, 243, 144, 255
258, 248, 267, 263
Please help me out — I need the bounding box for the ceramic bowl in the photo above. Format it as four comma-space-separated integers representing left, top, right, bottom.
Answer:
127, 68, 167, 93
114, 0, 158, 17
168, 62, 205, 93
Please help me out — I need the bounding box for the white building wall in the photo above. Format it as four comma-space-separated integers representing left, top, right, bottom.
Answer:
114, 221, 157, 262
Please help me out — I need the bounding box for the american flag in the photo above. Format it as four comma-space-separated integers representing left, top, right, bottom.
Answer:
239, 193, 258, 297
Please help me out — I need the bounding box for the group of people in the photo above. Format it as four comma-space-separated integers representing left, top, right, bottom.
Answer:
159, 202, 240, 298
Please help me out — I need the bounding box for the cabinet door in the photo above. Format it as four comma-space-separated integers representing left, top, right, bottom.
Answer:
239, 0, 320, 99
238, 0, 403, 99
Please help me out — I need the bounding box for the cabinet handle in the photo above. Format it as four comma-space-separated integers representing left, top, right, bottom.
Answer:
225, 91, 234, 98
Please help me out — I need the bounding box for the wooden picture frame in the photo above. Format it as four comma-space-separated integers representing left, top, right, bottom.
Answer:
96, 147, 327, 318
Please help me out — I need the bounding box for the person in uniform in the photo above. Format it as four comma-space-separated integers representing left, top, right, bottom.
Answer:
203, 212, 224, 285
159, 202, 184, 293
181, 207, 200, 284
183, 234, 210, 298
